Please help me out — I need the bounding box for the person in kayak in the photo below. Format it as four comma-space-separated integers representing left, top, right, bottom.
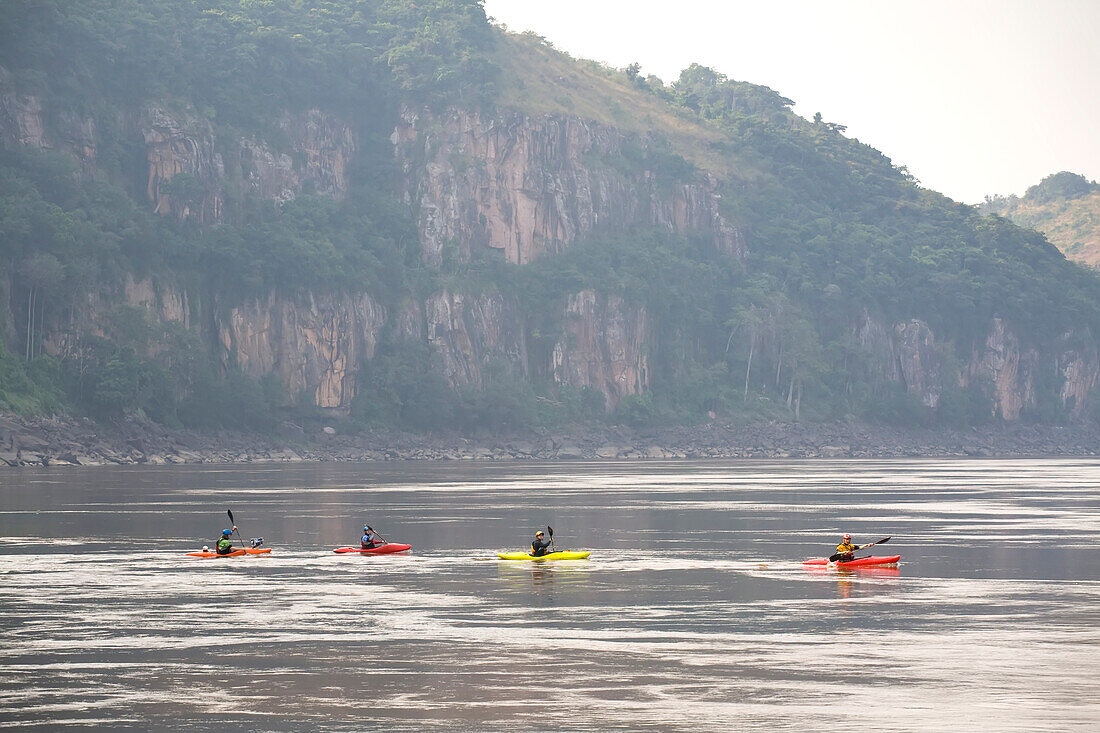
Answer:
835, 533, 858, 562
361, 526, 382, 549
530, 530, 553, 557
216, 527, 237, 556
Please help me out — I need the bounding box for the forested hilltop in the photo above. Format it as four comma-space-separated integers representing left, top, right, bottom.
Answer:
981, 172, 1100, 267
2, 0, 1099, 442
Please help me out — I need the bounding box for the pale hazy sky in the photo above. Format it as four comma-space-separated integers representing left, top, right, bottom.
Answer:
483, 0, 1100, 204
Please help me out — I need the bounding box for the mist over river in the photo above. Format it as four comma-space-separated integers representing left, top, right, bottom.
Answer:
1, 459, 1098, 731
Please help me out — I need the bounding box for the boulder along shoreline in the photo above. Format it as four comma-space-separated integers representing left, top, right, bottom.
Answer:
2, 412, 1099, 467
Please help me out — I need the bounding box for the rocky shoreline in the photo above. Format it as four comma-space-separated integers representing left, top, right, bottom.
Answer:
2, 412, 1099, 468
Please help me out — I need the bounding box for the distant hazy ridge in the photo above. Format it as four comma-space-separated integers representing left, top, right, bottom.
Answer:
981, 172, 1100, 267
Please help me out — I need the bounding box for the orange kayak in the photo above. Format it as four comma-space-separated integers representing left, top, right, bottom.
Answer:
186, 548, 272, 558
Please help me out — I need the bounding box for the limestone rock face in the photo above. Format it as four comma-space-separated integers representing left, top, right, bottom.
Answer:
857, 313, 902, 384
966, 317, 1036, 421
238, 109, 357, 203
854, 314, 1096, 420
123, 275, 190, 329
47, 278, 384, 412
0, 68, 96, 167
395, 299, 424, 342
392, 108, 746, 266
4, 69, 1098, 420
1059, 347, 1099, 415
0, 86, 45, 148
141, 105, 225, 223
218, 292, 386, 410
141, 106, 357, 223
552, 290, 648, 410
424, 289, 528, 387
894, 320, 942, 408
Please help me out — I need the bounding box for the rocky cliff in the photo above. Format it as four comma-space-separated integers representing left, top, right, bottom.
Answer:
1, 68, 96, 169
392, 108, 745, 266
217, 290, 385, 409
859, 314, 1095, 420
3, 57, 1098, 422
423, 289, 528, 387
552, 290, 648, 410
3, 95, 711, 411
143, 105, 357, 224
1, 69, 357, 225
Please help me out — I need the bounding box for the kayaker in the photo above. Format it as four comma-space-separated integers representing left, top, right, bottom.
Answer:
835, 533, 858, 562
530, 530, 552, 557
216, 527, 237, 556
361, 526, 382, 549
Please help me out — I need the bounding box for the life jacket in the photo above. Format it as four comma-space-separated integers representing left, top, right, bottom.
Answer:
216, 537, 234, 555
835, 542, 857, 554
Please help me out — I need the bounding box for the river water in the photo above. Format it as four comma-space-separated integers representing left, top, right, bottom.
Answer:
1, 459, 1098, 731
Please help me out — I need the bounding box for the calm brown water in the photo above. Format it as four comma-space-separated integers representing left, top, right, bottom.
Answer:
1, 459, 1099, 731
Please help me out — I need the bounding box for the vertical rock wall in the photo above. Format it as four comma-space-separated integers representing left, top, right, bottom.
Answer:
0, 87, 45, 148
894, 320, 942, 408
141, 106, 224, 223
551, 290, 648, 410
392, 108, 746, 267
856, 314, 1099, 420
1059, 348, 1099, 414
423, 290, 528, 387
3, 69, 1097, 420
237, 110, 357, 203
142, 106, 358, 223
1, 67, 96, 168
965, 318, 1036, 421
218, 292, 386, 410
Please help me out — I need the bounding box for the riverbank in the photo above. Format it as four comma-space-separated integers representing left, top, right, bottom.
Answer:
2, 411, 1099, 467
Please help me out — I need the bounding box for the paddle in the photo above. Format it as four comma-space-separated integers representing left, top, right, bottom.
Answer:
548, 525, 555, 552
227, 509, 246, 550
829, 536, 890, 562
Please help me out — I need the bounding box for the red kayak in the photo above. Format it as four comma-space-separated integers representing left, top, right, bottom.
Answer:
802, 555, 901, 567
333, 543, 411, 555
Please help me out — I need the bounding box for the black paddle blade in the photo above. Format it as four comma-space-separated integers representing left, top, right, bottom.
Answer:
227, 509, 235, 523
547, 525, 554, 538
877, 536, 891, 545
828, 553, 843, 562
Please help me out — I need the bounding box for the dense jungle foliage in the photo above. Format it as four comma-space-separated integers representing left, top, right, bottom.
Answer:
2, 0, 1099, 432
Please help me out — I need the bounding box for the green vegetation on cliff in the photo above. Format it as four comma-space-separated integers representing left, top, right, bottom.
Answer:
2, 1, 1100, 432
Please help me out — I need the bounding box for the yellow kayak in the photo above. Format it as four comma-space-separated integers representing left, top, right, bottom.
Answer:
496, 550, 591, 561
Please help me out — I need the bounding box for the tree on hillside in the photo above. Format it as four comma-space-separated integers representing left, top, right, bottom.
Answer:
1025, 172, 1097, 204
19, 252, 64, 362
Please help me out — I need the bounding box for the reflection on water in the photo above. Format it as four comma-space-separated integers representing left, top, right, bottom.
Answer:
1, 459, 1099, 730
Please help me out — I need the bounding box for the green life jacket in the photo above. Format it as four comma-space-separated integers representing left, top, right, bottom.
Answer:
216, 537, 234, 555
